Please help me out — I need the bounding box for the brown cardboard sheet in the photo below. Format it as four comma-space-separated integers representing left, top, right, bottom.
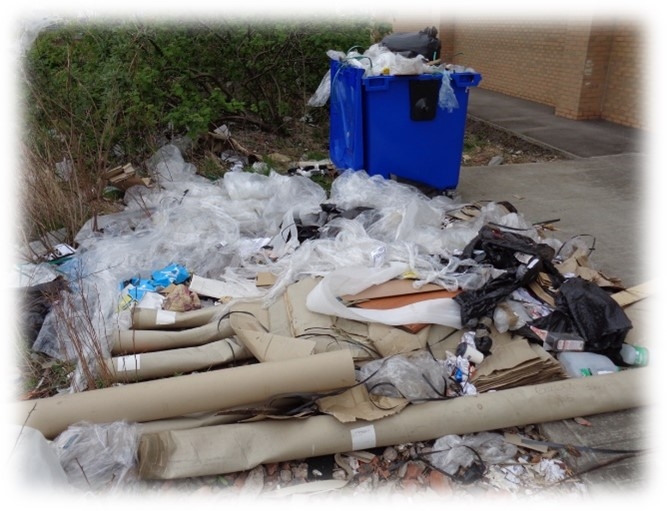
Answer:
316, 384, 408, 422
352, 289, 460, 310
339, 279, 449, 305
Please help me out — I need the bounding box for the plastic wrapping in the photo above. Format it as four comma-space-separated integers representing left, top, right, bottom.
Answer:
42, 144, 573, 393
258, 173, 545, 304
9, 425, 71, 492
361, 43, 432, 76
438, 70, 459, 112
555, 276, 633, 361
358, 351, 448, 401
54, 421, 140, 492
307, 69, 331, 107
426, 432, 518, 476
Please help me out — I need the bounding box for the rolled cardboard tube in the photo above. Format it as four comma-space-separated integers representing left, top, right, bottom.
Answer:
137, 368, 649, 479
137, 411, 253, 435
131, 306, 225, 330
110, 320, 235, 354
106, 339, 253, 383
12, 349, 356, 440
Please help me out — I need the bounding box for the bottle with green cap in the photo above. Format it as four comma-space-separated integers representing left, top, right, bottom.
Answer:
619, 343, 649, 367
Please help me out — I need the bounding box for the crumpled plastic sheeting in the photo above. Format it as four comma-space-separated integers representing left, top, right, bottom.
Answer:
438, 70, 459, 112
147, 143, 203, 190
335, 44, 432, 78
44, 146, 559, 390
307, 68, 332, 108
427, 432, 519, 476
329, 171, 534, 257
32, 288, 107, 362
9, 425, 70, 491
358, 351, 449, 401
61, 150, 323, 369
54, 421, 140, 492
536, 458, 567, 483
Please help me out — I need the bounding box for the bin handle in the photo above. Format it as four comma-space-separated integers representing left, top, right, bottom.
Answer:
451, 73, 481, 88
364, 76, 390, 91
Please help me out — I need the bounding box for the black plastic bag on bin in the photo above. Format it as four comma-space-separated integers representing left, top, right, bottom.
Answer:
381, 26, 441, 60
555, 276, 633, 362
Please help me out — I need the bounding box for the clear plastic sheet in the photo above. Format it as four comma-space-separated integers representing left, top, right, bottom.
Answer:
427, 432, 519, 476
438, 70, 459, 111
358, 351, 448, 401
359, 43, 432, 76
43, 145, 563, 391
54, 421, 140, 492
308, 45, 435, 107
307, 69, 331, 107
9, 425, 70, 491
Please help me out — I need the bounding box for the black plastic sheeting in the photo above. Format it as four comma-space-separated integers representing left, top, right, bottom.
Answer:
17, 276, 69, 349
527, 277, 633, 365
454, 225, 561, 326
456, 224, 632, 363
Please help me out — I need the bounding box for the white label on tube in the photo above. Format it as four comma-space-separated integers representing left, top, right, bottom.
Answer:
156, 310, 176, 325
351, 426, 376, 451
117, 355, 140, 372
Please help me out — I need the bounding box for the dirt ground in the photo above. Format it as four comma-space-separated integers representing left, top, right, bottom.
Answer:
209, 115, 566, 175
461, 117, 565, 166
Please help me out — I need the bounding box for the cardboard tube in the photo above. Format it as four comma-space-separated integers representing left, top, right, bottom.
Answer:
137, 412, 253, 435
110, 320, 235, 354
105, 339, 253, 383
131, 306, 224, 330
137, 368, 649, 479
12, 350, 356, 440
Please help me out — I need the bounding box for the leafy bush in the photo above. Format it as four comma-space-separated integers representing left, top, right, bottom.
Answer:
20, 17, 388, 244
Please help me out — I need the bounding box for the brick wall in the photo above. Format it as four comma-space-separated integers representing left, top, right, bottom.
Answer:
601, 24, 645, 128
389, 17, 645, 129
445, 21, 567, 108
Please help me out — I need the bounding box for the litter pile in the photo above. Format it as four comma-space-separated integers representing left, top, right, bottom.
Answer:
11, 141, 649, 499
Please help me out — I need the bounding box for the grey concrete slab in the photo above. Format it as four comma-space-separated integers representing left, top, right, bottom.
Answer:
536, 296, 654, 496
455, 93, 652, 494
467, 88, 646, 158
457, 154, 650, 288
537, 407, 651, 493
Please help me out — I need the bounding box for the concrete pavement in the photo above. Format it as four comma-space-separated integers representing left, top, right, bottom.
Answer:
467, 88, 646, 159
459, 88, 653, 497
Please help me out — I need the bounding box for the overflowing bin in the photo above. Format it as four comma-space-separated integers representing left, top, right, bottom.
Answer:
329, 59, 481, 191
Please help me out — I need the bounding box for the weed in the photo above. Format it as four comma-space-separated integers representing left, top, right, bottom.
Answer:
195, 153, 229, 181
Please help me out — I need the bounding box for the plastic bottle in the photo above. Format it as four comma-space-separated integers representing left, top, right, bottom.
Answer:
557, 352, 619, 378
619, 343, 649, 367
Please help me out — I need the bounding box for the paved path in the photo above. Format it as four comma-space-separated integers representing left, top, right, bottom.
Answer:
460, 88, 652, 498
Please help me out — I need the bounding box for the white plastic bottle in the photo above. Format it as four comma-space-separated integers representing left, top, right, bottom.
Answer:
557, 351, 619, 378
619, 343, 649, 366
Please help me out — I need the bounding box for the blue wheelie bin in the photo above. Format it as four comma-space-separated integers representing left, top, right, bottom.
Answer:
329, 59, 481, 191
